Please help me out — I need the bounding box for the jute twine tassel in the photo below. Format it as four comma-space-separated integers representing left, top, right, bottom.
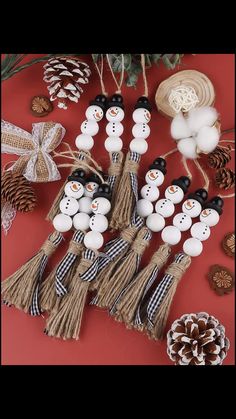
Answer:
39, 230, 85, 313
90, 214, 144, 305
46, 151, 90, 222
109, 151, 140, 231
107, 151, 124, 227
101, 227, 152, 310
45, 249, 97, 340
145, 253, 192, 340
1, 231, 63, 315
115, 243, 172, 327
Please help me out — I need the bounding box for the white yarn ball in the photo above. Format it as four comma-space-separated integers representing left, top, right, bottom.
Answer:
146, 213, 165, 232
73, 212, 90, 231
187, 106, 218, 135
161, 226, 181, 245
84, 231, 104, 250
89, 214, 108, 233
53, 213, 72, 233
132, 123, 150, 139
105, 137, 123, 152
177, 137, 198, 159
81, 119, 99, 136
183, 237, 203, 257
129, 138, 148, 155
171, 112, 191, 140
75, 134, 94, 151
195, 126, 219, 154
141, 184, 160, 202
136, 199, 153, 218
106, 121, 124, 137
59, 197, 79, 216
78, 196, 93, 214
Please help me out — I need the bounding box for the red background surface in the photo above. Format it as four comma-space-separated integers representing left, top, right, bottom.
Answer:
1, 54, 235, 365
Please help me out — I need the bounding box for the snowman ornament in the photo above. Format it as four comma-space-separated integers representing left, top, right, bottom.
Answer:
183, 196, 224, 257
84, 184, 112, 250
129, 96, 152, 155
104, 94, 125, 153
137, 158, 167, 218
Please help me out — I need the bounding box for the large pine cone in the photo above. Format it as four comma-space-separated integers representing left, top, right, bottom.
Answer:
167, 312, 230, 365
207, 145, 231, 169
1, 171, 37, 212
215, 168, 235, 190
43, 56, 91, 110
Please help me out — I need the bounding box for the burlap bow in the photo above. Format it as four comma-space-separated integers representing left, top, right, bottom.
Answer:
1, 120, 66, 182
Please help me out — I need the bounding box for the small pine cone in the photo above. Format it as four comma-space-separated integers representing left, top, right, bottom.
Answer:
167, 312, 230, 365
1, 171, 37, 212
215, 168, 235, 190
207, 145, 231, 169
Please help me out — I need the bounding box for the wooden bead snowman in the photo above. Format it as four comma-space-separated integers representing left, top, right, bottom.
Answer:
104, 94, 124, 153
53, 170, 87, 232
130, 96, 152, 155
136, 158, 167, 218
75, 94, 107, 151
84, 183, 112, 250
146, 176, 191, 233
183, 196, 224, 257
160, 188, 208, 246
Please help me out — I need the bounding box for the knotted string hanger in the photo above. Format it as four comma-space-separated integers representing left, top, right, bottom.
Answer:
106, 54, 125, 94
93, 54, 108, 97
52, 142, 103, 172
141, 54, 149, 97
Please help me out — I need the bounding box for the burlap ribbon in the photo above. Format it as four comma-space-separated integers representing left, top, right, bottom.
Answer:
1, 120, 66, 182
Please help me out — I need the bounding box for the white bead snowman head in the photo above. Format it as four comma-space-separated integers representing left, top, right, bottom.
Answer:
106, 94, 125, 122
182, 188, 208, 218
85, 94, 107, 121
64, 169, 87, 199
84, 173, 101, 198
91, 183, 112, 215
200, 196, 223, 226
165, 176, 191, 204
132, 96, 152, 123
145, 157, 166, 187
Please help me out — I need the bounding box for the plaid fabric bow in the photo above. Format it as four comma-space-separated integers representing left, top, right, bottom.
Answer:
1, 120, 66, 182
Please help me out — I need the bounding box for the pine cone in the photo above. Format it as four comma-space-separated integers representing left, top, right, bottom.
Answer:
215, 168, 235, 190
167, 312, 230, 365
207, 145, 231, 169
1, 171, 37, 212
43, 56, 91, 110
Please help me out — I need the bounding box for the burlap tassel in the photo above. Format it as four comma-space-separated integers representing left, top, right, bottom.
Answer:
115, 243, 172, 327
109, 151, 140, 231
107, 151, 124, 228
1, 231, 63, 314
100, 227, 151, 309
39, 230, 85, 313
46, 152, 90, 222
145, 253, 192, 340
45, 249, 97, 340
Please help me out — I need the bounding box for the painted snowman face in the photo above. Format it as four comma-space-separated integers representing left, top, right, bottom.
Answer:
91, 197, 111, 215
173, 212, 192, 231
64, 181, 84, 199
191, 222, 211, 241
59, 197, 79, 216
132, 108, 151, 124
106, 106, 125, 122
155, 199, 175, 218
132, 123, 150, 139
85, 105, 103, 121
140, 184, 160, 202
145, 169, 164, 187
84, 182, 99, 198
200, 208, 220, 227
81, 119, 99, 136
106, 121, 124, 137
165, 185, 184, 204
89, 214, 108, 233
182, 199, 202, 218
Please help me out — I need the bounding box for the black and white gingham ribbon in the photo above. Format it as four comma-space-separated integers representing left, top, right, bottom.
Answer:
55, 230, 85, 296
29, 233, 63, 316
133, 265, 159, 327
129, 151, 140, 203
108, 152, 120, 191
80, 249, 97, 281
146, 253, 185, 327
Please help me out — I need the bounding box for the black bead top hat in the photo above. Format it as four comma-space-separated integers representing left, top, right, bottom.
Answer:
134, 96, 152, 112
107, 94, 124, 110
93, 183, 112, 201
89, 94, 107, 111
203, 196, 224, 215
86, 173, 102, 185
149, 157, 167, 175
187, 188, 208, 206
172, 176, 191, 193
68, 169, 86, 185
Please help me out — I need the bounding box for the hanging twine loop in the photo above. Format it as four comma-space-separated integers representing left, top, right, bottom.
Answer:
106, 54, 125, 94
168, 85, 199, 113
141, 54, 148, 97
93, 55, 108, 97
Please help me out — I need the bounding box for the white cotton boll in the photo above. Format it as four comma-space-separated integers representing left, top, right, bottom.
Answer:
170, 112, 191, 140
187, 107, 218, 135
177, 137, 198, 159
195, 126, 220, 154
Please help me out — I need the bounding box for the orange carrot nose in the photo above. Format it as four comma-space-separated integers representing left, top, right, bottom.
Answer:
169, 186, 175, 193
186, 200, 192, 207
146, 111, 150, 119
150, 172, 156, 179
72, 184, 78, 191
92, 204, 97, 209
87, 184, 93, 191
111, 109, 117, 115
202, 209, 208, 216
96, 112, 101, 118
